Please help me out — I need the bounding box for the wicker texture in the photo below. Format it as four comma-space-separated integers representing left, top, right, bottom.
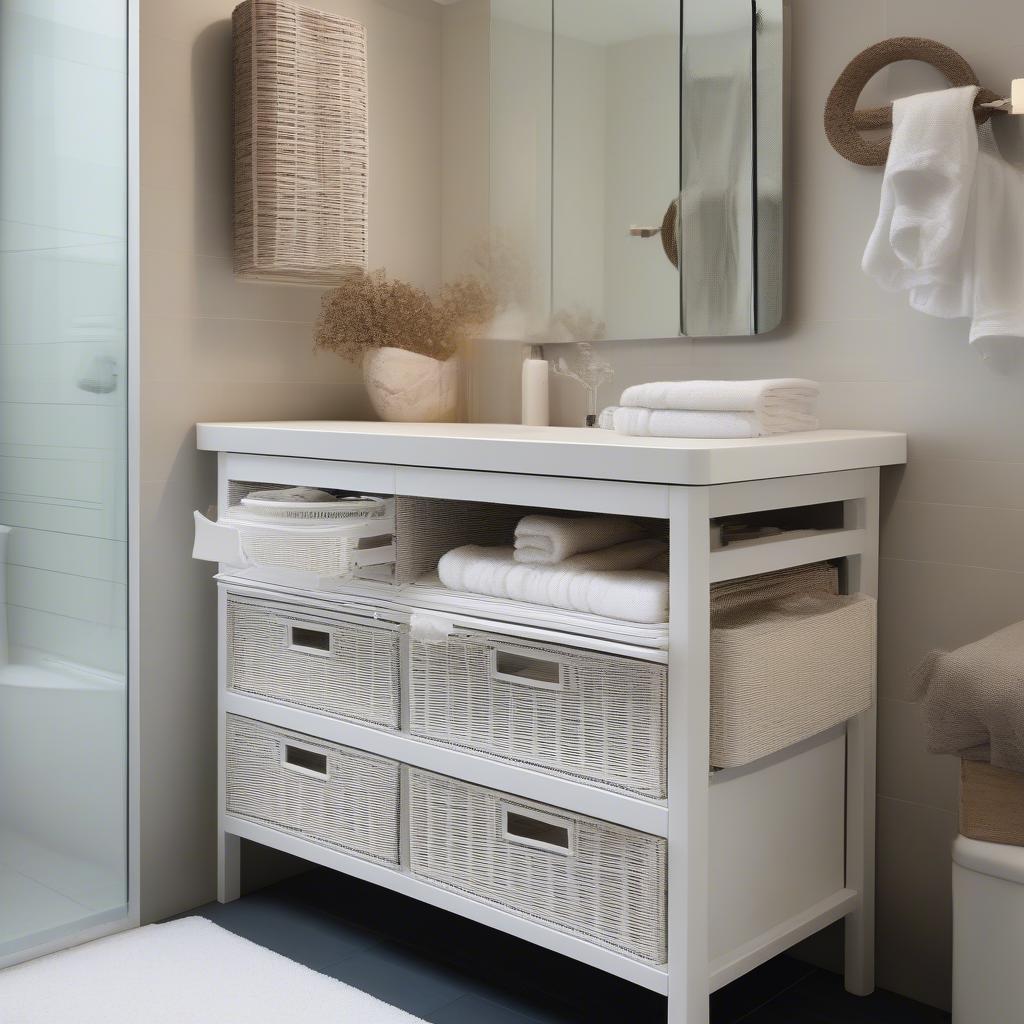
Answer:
710, 589, 876, 768
226, 715, 400, 863
394, 498, 525, 585
407, 769, 667, 964
960, 759, 1024, 848
824, 37, 999, 166
227, 596, 401, 728
233, 0, 368, 282
408, 630, 666, 798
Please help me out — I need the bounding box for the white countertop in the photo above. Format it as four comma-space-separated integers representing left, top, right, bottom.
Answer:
196, 421, 907, 486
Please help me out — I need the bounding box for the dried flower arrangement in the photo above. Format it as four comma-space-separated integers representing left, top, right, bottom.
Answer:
553, 341, 615, 425
314, 269, 496, 364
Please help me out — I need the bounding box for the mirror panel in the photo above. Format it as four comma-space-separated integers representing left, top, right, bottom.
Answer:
487, 0, 785, 341
551, 0, 681, 341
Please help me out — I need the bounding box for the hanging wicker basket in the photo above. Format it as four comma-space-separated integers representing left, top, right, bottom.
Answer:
232, 0, 368, 283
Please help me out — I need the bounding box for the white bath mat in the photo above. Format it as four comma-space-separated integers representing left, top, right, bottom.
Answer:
0, 917, 425, 1023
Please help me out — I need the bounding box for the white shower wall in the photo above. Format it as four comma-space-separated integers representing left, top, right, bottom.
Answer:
0, 0, 130, 960
0, 1, 128, 678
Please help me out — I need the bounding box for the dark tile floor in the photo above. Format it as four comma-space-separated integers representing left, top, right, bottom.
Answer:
188, 869, 950, 1023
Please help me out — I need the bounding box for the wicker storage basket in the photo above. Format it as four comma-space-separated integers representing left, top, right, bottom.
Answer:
227, 594, 401, 729
225, 715, 400, 863
960, 759, 1024, 847
408, 629, 666, 798
224, 482, 524, 587
232, 0, 368, 283
710, 568, 876, 768
407, 768, 667, 964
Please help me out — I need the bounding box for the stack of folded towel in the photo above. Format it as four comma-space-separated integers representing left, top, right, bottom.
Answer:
599, 378, 820, 438
437, 514, 669, 624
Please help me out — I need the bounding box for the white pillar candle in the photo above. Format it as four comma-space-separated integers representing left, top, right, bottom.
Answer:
521, 356, 549, 427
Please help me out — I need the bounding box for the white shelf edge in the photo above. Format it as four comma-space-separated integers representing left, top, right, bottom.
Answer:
226, 693, 669, 837
708, 888, 859, 992
224, 814, 670, 995
709, 529, 867, 583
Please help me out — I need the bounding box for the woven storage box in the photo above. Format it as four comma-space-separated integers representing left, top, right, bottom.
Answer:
227, 594, 401, 729
225, 481, 524, 587
225, 715, 400, 863
408, 629, 666, 798
233, 0, 368, 283
710, 563, 876, 768
407, 768, 667, 964
960, 759, 1024, 847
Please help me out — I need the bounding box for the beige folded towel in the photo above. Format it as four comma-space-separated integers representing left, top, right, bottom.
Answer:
915, 619, 1024, 773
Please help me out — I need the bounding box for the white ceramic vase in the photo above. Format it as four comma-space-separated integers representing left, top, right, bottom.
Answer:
362, 347, 460, 423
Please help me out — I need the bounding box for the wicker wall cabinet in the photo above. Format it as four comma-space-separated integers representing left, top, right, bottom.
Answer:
232, 0, 368, 282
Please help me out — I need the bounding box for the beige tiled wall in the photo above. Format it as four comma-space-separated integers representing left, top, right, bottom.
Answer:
138, 0, 442, 923
474, 0, 1024, 1009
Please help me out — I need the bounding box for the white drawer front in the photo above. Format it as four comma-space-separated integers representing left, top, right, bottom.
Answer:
409, 630, 666, 799
227, 595, 401, 729
407, 768, 667, 964
226, 715, 400, 865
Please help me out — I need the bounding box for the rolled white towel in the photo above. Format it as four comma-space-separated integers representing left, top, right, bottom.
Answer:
619, 378, 819, 419
612, 407, 818, 439
514, 514, 648, 564
438, 545, 669, 624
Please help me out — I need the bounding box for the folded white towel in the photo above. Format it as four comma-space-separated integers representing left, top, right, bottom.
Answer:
612, 406, 818, 438
863, 86, 979, 294
437, 544, 669, 624
513, 514, 648, 564
619, 378, 819, 417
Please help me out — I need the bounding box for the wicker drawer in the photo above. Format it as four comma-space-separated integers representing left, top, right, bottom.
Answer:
408, 630, 666, 799
407, 768, 667, 964
225, 715, 400, 864
227, 594, 401, 729
711, 588, 876, 768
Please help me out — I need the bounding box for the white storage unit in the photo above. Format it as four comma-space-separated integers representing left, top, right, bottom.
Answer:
196, 421, 906, 1023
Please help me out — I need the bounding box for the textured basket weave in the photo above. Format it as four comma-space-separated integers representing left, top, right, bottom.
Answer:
226, 715, 400, 863
407, 768, 667, 964
710, 586, 876, 769
233, 0, 368, 282
960, 760, 1024, 848
227, 595, 401, 728
408, 630, 666, 798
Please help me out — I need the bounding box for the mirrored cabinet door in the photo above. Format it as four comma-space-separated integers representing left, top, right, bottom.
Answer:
486, 0, 785, 341
551, 0, 681, 342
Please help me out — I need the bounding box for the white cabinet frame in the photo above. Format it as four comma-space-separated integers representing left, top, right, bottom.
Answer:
212, 451, 881, 1023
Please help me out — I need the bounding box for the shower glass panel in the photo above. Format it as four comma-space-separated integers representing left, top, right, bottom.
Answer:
0, 0, 129, 959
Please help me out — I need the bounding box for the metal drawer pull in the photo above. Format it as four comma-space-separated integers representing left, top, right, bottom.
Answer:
282, 743, 329, 779
501, 805, 574, 856
289, 625, 331, 654
490, 648, 565, 691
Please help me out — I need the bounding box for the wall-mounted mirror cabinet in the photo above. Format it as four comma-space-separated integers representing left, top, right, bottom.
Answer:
486, 0, 785, 341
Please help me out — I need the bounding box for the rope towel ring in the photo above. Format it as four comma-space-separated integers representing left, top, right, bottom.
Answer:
824, 37, 1003, 166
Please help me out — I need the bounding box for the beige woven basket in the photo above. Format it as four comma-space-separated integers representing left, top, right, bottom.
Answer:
710, 565, 876, 769
233, 0, 368, 283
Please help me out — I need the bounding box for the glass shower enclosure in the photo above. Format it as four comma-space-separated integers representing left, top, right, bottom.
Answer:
0, 0, 134, 962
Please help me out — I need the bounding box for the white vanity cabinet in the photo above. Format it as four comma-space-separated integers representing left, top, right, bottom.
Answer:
196, 422, 906, 1024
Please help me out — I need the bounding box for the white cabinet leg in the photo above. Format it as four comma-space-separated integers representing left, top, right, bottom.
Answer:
667, 486, 712, 1024
843, 472, 878, 996
219, 831, 241, 904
